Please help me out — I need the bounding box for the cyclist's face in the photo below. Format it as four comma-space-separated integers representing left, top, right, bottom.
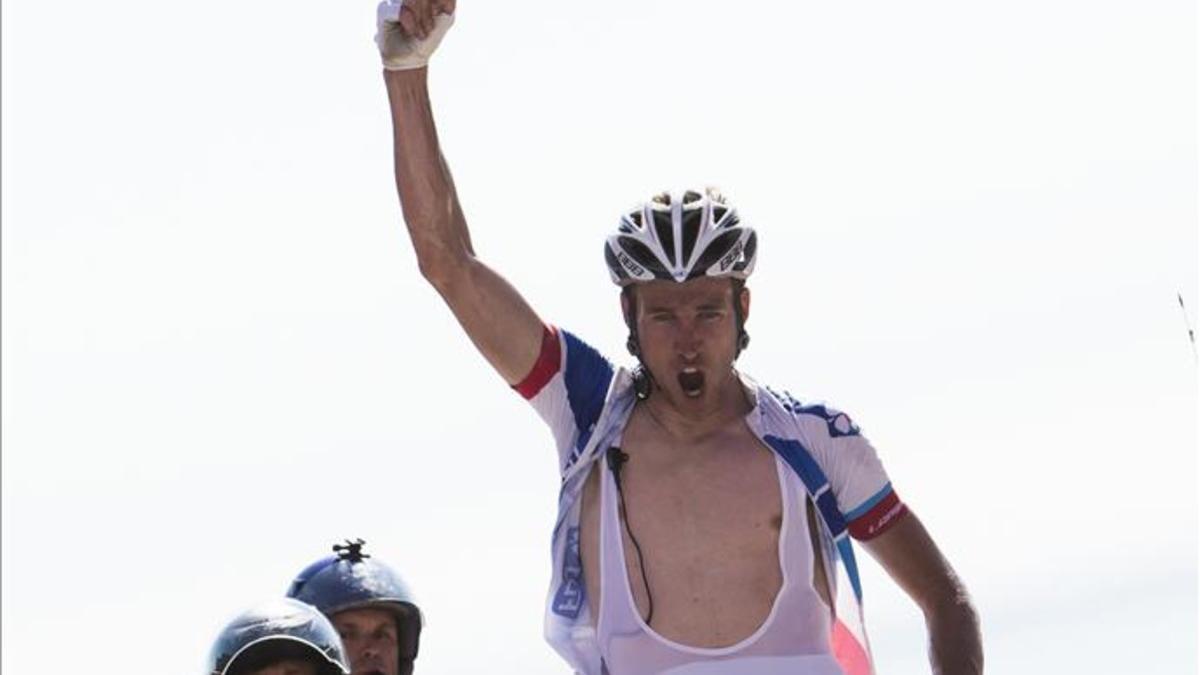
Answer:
627, 277, 748, 402
332, 608, 399, 675
246, 659, 319, 675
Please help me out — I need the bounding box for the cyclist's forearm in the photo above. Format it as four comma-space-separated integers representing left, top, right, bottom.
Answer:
927, 597, 983, 675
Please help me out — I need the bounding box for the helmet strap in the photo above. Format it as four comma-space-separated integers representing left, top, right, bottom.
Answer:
732, 280, 750, 357
622, 286, 639, 354
622, 286, 654, 400
625, 333, 640, 358
632, 366, 653, 400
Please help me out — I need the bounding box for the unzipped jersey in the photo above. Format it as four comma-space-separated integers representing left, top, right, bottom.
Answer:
514, 326, 908, 675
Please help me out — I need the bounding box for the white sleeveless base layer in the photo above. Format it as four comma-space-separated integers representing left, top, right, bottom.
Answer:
596, 452, 845, 675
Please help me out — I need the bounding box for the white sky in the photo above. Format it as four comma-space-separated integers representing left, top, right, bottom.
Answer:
2, 0, 1197, 673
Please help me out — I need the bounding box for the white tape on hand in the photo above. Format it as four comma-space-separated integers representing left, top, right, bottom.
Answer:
374, 0, 454, 71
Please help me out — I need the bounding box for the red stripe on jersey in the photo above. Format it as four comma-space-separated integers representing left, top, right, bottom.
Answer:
847, 490, 909, 541
513, 325, 561, 400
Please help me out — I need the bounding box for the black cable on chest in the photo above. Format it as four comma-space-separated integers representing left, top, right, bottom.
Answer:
607, 446, 654, 626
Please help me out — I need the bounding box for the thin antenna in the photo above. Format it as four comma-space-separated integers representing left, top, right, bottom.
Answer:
1178, 292, 1197, 361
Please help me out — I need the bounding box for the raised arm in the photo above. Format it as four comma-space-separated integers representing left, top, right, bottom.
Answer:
862, 512, 984, 675
380, 1, 544, 385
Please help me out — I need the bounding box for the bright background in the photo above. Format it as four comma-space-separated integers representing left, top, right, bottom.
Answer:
3, 0, 1197, 673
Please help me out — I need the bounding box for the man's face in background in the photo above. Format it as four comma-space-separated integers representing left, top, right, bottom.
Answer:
331, 608, 400, 675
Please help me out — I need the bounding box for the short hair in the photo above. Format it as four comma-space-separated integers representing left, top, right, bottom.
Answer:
649, 186, 726, 208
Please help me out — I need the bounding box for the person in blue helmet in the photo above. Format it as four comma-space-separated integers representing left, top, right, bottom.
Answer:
205, 597, 350, 675
287, 539, 422, 675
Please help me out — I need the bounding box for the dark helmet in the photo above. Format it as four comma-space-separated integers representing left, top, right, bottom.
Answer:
287, 539, 422, 675
205, 597, 350, 675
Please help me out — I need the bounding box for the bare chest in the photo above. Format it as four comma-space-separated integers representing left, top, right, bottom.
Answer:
578, 419, 788, 647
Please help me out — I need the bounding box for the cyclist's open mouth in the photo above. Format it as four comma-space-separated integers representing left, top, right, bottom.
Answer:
678, 367, 705, 397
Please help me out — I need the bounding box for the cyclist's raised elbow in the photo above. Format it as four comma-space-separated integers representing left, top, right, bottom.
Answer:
414, 241, 471, 292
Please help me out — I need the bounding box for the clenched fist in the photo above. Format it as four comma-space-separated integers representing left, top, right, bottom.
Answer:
375, 0, 456, 70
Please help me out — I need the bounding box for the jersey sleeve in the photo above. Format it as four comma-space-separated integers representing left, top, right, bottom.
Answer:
512, 325, 615, 474
794, 404, 909, 541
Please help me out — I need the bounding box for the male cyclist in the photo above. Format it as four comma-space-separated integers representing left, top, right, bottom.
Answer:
374, 2, 983, 673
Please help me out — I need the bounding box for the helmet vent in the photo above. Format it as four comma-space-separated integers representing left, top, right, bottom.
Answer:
619, 236, 670, 277
652, 211, 676, 268
690, 229, 741, 279
333, 539, 370, 563
679, 208, 702, 266
736, 231, 757, 272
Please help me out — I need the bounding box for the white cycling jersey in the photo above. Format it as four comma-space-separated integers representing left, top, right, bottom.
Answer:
514, 326, 908, 675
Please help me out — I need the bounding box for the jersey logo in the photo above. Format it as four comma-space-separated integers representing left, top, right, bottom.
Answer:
552, 527, 585, 618
767, 388, 862, 438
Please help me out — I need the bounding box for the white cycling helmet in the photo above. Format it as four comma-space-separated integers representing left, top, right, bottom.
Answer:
604, 188, 757, 286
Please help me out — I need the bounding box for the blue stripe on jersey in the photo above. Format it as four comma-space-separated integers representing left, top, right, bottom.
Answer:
767, 434, 864, 601
837, 537, 865, 602
764, 435, 847, 538
562, 330, 614, 438
763, 435, 827, 495
845, 483, 894, 522
816, 491, 843, 536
